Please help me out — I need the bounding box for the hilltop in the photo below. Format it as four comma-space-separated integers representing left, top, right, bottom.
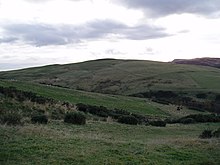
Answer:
0, 58, 220, 95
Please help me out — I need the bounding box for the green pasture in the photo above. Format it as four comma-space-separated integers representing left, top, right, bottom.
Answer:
0, 122, 219, 165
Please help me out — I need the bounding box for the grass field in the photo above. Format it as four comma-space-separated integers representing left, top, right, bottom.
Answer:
1, 121, 219, 165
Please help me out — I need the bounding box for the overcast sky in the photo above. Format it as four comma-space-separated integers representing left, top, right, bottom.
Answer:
0, 0, 220, 70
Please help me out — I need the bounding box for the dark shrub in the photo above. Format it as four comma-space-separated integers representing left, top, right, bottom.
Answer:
187, 105, 204, 112
76, 103, 145, 122
88, 105, 108, 117
77, 104, 110, 117
181, 96, 193, 103
179, 114, 220, 123
97, 111, 108, 117
179, 118, 195, 124
114, 108, 130, 116
31, 115, 48, 124
196, 93, 207, 99
164, 118, 178, 124
199, 130, 212, 139
0, 112, 22, 125
212, 103, 220, 114
64, 112, 86, 125
152, 99, 170, 105
152, 90, 178, 99
31, 96, 47, 104
213, 128, 220, 138
0, 86, 54, 104
215, 94, 220, 102
118, 115, 138, 125
51, 111, 64, 120
76, 103, 88, 113
205, 114, 220, 122
132, 93, 144, 98
150, 120, 166, 127
108, 111, 120, 119
132, 114, 148, 124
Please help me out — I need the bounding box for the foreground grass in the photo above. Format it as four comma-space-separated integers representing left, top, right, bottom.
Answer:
1, 122, 219, 165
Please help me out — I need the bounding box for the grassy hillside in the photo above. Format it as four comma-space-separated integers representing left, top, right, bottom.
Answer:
1, 67, 219, 164
1, 59, 220, 95
1, 79, 207, 118
0, 80, 165, 117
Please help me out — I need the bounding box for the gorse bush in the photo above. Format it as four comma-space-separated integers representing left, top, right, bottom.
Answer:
199, 128, 220, 139
196, 93, 207, 99
76, 103, 109, 117
215, 94, 220, 102
164, 118, 178, 124
31, 115, 48, 124
165, 114, 220, 125
199, 130, 213, 139
212, 128, 220, 138
132, 90, 220, 114
132, 113, 148, 124
0, 86, 54, 104
179, 118, 195, 124
76, 103, 88, 113
64, 112, 86, 125
0, 111, 22, 125
76, 103, 148, 124
149, 120, 166, 127
118, 115, 138, 125
51, 110, 64, 120
179, 114, 220, 123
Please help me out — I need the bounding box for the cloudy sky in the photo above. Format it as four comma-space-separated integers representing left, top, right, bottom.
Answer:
0, 0, 220, 71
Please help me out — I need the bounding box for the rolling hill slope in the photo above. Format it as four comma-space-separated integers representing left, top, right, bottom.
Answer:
0, 80, 167, 117
1, 60, 220, 164
1, 59, 220, 95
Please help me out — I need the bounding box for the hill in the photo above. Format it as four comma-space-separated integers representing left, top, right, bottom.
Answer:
0, 80, 219, 164
0, 59, 220, 96
1, 59, 220, 113
172, 57, 220, 69
1, 61, 220, 164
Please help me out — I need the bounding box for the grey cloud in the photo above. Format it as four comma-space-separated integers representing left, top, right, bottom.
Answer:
87, 20, 170, 40
116, 0, 220, 17
0, 37, 18, 43
1, 24, 76, 46
123, 25, 170, 40
178, 30, 190, 34
0, 20, 170, 46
